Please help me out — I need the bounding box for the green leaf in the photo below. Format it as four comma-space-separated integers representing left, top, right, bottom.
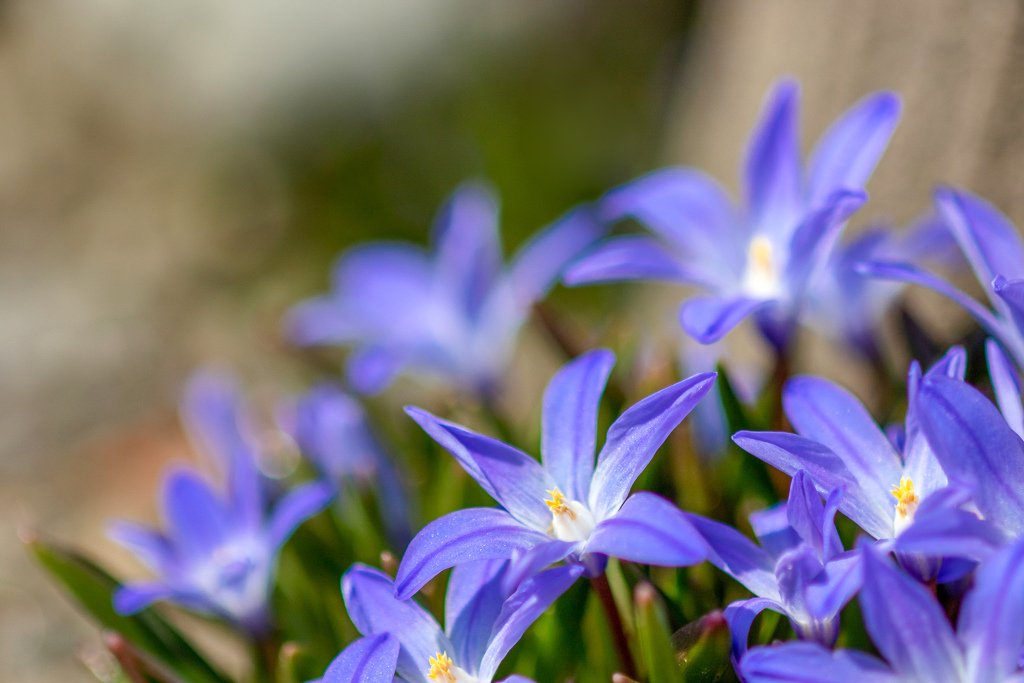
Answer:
24, 531, 232, 683
634, 581, 682, 683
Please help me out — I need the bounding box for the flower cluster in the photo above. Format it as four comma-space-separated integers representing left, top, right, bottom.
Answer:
32, 77, 1024, 683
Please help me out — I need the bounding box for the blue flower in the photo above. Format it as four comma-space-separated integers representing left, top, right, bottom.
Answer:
107, 370, 334, 634
861, 186, 1024, 369
286, 181, 602, 395
279, 382, 412, 549
323, 561, 582, 683
733, 347, 1003, 581
739, 538, 1024, 683
565, 79, 900, 350
393, 349, 714, 600
687, 471, 861, 657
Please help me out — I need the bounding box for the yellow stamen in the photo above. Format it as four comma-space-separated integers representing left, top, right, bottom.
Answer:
429, 652, 455, 682
749, 236, 774, 277
891, 477, 918, 518
544, 487, 577, 520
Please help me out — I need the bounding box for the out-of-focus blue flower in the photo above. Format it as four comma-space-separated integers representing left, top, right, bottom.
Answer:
286, 181, 602, 396
107, 370, 334, 635
328, 561, 582, 683
804, 214, 959, 359
565, 79, 900, 350
861, 187, 1024, 370
733, 347, 1004, 581
393, 349, 714, 600
687, 471, 861, 657
740, 538, 1024, 683
278, 382, 413, 549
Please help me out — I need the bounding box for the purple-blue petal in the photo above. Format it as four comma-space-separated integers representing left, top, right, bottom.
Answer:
265, 481, 334, 551
160, 468, 232, 560
561, 235, 695, 285
685, 513, 781, 602
106, 521, 174, 574
583, 492, 706, 567
740, 642, 897, 683
749, 501, 801, 559
992, 276, 1024, 355
477, 565, 584, 683
732, 430, 893, 540
322, 633, 400, 683
987, 338, 1024, 438
680, 296, 772, 344
856, 259, 1005, 337
784, 190, 867, 295
958, 536, 1024, 683
346, 345, 404, 395
806, 91, 901, 207
935, 186, 1024, 299
917, 375, 1024, 535
405, 407, 554, 531
785, 470, 829, 560
540, 349, 615, 502
445, 559, 510, 675
859, 545, 962, 682
394, 508, 550, 600
509, 205, 604, 306
744, 79, 802, 238
724, 597, 782, 659
112, 582, 174, 615
342, 564, 451, 683
588, 372, 716, 521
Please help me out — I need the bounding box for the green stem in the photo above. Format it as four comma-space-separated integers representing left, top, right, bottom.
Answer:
592, 574, 636, 678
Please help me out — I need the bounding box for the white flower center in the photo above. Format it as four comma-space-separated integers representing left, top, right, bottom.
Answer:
545, 487, 596, 542
428, 652, 478, 683
891, 477, 920, 536
741, 236, 783, 299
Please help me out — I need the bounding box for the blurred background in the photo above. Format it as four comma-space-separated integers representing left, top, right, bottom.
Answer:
3, 0, 1021, 679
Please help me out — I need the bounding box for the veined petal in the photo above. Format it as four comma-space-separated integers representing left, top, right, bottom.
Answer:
992, 276, 1024, 355
917, 375, 1024, 536
744, 79, 802, 239
987, 338, 1024, 438
583, 492, 706, 567
749, 502, 801, 559
503, 540, 581, 592
893, 504, 1006, 564
806, 91, 901, 207
785, 470, 828, 559
740, 642, 897, 683
541, 349, 615, 502
935, 186, 1024, 303
445, 559, 509, 675
322, 634, 400, 683
160, 468, 232, 560
783, 377, 902, 516
685, 513, 781, 602
732, 431, 893, 540
562, 235, 695, 285
724, 597, 783, 658
265, 481, 334, 551
804, 550, 863, 625
394, 508, 551, 600
958, 537, 1024, 683
588, 372, 716, 521
855, 259, 1005, 337
477, 565, 584, 683
432, 182, 503, 318
405, 407, 555, 530
860, 545, 963, 682
680, 296, 772, 344
342, 564, 452, 683
509, 205, 604, 307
